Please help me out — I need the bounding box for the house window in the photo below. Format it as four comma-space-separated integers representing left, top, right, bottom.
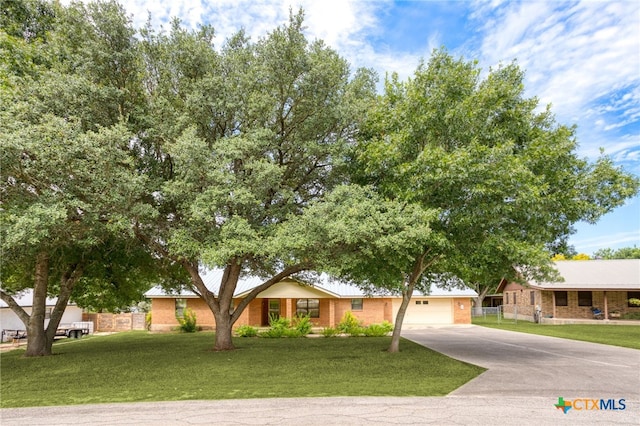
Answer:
351, 298, 363, 310
555, 291, 568, 307
513, 292, 517, 305
627, 291, 640, 308
530, 291, 535, 305
578, 291, 592, 307
505, 293, 509, 304
296, 299, 319, 318
269, 299, 280, 318
175, 299, 186, 318
45, 307, 52, 320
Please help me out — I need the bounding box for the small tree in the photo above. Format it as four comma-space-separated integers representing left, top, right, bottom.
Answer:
351, 49, 639, 352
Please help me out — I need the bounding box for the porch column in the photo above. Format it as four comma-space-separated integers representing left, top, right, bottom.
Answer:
552, 292, 557, 318
284, 298, 293, 319
603, 291, 608, 320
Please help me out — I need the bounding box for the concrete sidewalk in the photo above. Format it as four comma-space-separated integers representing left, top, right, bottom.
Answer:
2, 326, 638, 425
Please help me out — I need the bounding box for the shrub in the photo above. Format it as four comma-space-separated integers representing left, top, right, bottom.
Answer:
235, 325, 258, 337
177, 308, 198, 333
363, 321, 393, 337
338, 311, 363, 335
321, 327, 339, 337
145, 312, 152, 330
269, 314, 291, 330
259, 328, 285, 338
259, 314, 305, 338
628, 298, 640, 307
283, 328, 303, 338
622, 312, 640, 320
292, 314, 313, 335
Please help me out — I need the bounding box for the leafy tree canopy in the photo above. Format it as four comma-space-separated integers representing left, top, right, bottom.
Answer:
351, 49, 639, 350
593, 246, 640, 259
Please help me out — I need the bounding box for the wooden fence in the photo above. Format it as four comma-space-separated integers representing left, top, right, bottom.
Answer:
82, 313, 147, 332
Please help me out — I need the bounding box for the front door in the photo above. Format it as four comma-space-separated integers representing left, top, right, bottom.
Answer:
261, 299, 280, 326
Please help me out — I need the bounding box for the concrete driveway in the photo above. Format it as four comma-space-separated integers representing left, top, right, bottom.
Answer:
402, 325, 640, 398
1, 325, 638, 425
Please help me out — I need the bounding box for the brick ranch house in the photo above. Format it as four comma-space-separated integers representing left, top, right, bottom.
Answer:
497, 259, 640, 322
145, 269, 477, 331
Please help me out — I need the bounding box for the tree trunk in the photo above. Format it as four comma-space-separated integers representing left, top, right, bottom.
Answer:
25, 252, 51, 357
472, 285, 491, 316
20, 256, 85, 357
387, 251, 437, 353
213, 311, 235, 351
183, 261, 240, 351
183, 260, 308, 352
213, 262, 241, 351
388, 283, 414, 353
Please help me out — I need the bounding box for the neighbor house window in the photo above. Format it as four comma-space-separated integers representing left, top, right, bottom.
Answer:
627, 291, 640, 307
555, 291, 568, 307
175, 299, 186, 318
296, 299, 319, 318
45, 307, 52, 320
530, 291, 535, 305
578, 291, 592, 307
505, 293, 509, 304
351, 298, 363, 310
513, 292, 517, 305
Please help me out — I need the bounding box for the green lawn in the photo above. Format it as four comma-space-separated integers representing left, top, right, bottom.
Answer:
0, 332, 484, 408
473, 315, 640, 349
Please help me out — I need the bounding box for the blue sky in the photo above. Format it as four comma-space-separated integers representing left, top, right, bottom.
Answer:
81, 0, 640, 255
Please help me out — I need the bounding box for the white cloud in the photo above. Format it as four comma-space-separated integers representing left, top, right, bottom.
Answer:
473, 1, 640, 124
571, 230, 640, 251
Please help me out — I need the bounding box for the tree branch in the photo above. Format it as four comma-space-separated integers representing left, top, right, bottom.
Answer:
0, 288, 30, 325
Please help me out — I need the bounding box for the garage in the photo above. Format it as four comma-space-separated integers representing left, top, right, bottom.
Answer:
394, 298, 453, 325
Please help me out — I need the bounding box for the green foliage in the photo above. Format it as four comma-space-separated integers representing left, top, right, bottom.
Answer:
321, 327, 339, 337
338, 311, 365, 336
363, 321, 394, 337
292, 314, 313, 335
593, 246, 640, 259
259, 313, 309, 338
145, 312, 152, 331
622, 312, 640, 320
268, 314, 291, 329
351, 48, 639, 351
474, 315, 640, 349
235, 325, 258, 337
177, 308, 198, 333
628, 298, 640, 307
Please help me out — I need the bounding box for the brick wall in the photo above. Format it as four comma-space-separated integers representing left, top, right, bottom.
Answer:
149, 296, 397, 331
502, 286, 639, 320
501, 282, 539, 321
541, 290, 638, 319
453, 298, 472, 324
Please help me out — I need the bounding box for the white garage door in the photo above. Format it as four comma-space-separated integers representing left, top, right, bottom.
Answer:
396, 298, 453, 325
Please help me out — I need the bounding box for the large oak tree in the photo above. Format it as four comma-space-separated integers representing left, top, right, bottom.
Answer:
134, 11, 430, 351
0, 0, 160, 356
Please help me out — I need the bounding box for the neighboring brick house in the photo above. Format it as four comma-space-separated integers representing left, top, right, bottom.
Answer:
145, 269, 477, 331
497, 259, 640, 321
